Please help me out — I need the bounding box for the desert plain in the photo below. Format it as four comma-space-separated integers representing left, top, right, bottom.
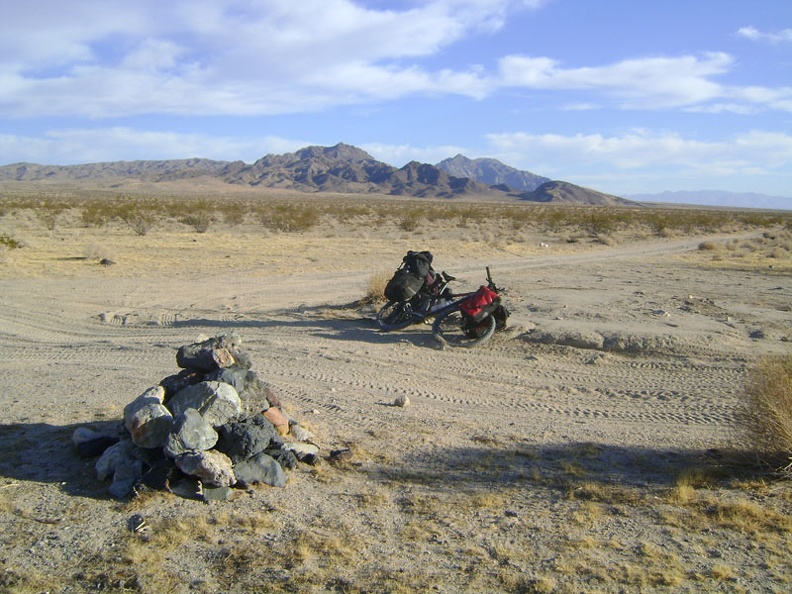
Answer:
0, 186, 791, 593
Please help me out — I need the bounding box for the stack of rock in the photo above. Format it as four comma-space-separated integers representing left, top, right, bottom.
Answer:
73, 332, 319, 501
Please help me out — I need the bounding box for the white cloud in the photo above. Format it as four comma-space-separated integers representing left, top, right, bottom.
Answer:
738, 26, 792, 44
497, 53, 730, 109
0, 128, 309, 164
362, 141, 469, 167
484, 129, 792, 191
2, 1, 787, 118
0, 0, 524, 117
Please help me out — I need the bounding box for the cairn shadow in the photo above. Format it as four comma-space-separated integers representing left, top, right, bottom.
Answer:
0, 420, 124, 499
357, 441, 775, 498
0, 421, 778, 504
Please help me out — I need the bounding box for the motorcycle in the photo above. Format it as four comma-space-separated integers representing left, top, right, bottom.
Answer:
376, 267, 509, 348
375, 270, 457, 331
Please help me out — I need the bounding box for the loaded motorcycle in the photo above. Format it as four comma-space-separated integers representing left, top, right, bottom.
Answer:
375, 250, 456, 331
376, 255, 509, 348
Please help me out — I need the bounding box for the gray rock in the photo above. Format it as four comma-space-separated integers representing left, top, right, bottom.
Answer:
205, 367, 273, 411
283, 441, 320, 462
265, 447, 297, 470
108, 458, 143, 499
96, 439, 139, 481
176, 333, 247, 372
289, 424, 316, 444
233, 452, 287, 488
204, 365, 248, 392
160, 369, 205, 400
164, 409, 218, 458
215, 415, 281, 464
72, 426, 120, 457
124, 386, 174, 449
95, 439, 146, 499
174, 450, 236, 487
202, 485, 232, 502
167, 381, 242, 427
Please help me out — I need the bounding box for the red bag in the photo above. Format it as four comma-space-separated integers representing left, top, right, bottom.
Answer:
460, 285, 500, 321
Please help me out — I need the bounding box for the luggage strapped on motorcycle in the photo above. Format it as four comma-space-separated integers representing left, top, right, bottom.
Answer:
384, 250, 434, 303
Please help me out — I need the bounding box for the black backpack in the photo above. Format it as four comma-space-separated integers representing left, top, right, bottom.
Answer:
383, 251, 434, 303
402, 250, 433, 278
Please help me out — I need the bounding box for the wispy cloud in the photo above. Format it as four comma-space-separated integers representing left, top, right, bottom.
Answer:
497, 52, 730, 109
737, 26, 792, 44
1, 2, 789, 118
483, 129, 792, 186
0, 128, 308, 164
0, 0, 523, 116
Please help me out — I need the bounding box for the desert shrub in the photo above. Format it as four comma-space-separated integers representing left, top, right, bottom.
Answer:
743, 354, 792, 466
35, 200, 69, 230
258, 203, 319, 232
178, 199, 216, 233
398, 211, 421, 231
119, 201, 163, 236
325, 202, 372, 223
362, 270, 391, 304
698, 241, 718, 251
81, 201, 118, 228
580, 208, 629, 236
218, 200, 249, 226
0, 233, 22, 249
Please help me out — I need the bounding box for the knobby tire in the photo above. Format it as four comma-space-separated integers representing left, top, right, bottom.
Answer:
376, 301, 417, 331
432, 306, 496, 348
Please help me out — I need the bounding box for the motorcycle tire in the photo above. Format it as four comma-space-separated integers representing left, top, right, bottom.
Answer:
376, 301, 419, 331
432, 307, 496, 348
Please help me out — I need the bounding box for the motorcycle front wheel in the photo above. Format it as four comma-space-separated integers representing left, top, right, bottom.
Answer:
432, 307, 496, 348
376, 301, 418, 331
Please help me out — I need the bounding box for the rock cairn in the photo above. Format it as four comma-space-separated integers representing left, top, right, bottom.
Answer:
73, 332, 319, 501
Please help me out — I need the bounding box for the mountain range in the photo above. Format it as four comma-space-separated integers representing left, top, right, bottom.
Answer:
0, 143, 632, 206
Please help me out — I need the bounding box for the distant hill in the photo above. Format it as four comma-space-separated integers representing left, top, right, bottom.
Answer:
520, 181, 634, 206
0, 158, 231, 182
436, 155, 550, 192
218, 144, 501, 198
627, 190, 791, 211
0, 142, 631, 205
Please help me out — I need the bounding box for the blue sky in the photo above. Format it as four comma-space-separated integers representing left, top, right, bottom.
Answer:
1, 0, 791, 203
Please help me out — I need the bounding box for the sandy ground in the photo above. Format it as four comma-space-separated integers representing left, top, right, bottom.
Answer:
0, 205, 791, 593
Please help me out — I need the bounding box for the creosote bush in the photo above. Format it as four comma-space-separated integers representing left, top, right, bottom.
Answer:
177, 199, 216, 233
257, 203, 320, 232
743, 354, 792, 467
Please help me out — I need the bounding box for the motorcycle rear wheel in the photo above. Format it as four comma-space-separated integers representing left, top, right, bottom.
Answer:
432, 308, 496, 348
376, 301, 418, 331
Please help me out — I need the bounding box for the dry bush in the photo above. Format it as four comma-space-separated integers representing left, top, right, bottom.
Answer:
398, 211, 421, 231
743, 354, 792, 465
362, 269, 391, 304
0, 233, 22, 249
177, 199, 216, 233
257, 203, 320, 232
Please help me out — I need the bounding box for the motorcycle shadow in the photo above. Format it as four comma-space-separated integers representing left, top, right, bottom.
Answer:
170, 303, 444, 348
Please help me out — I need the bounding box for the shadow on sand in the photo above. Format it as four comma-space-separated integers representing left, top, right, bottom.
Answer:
0, 417, 776, 503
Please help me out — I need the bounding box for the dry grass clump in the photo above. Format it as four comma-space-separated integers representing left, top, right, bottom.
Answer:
362, 269, 392, 304
742, 354, 792, 466
0, 233, 23, 250
256, 202, 320, 232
